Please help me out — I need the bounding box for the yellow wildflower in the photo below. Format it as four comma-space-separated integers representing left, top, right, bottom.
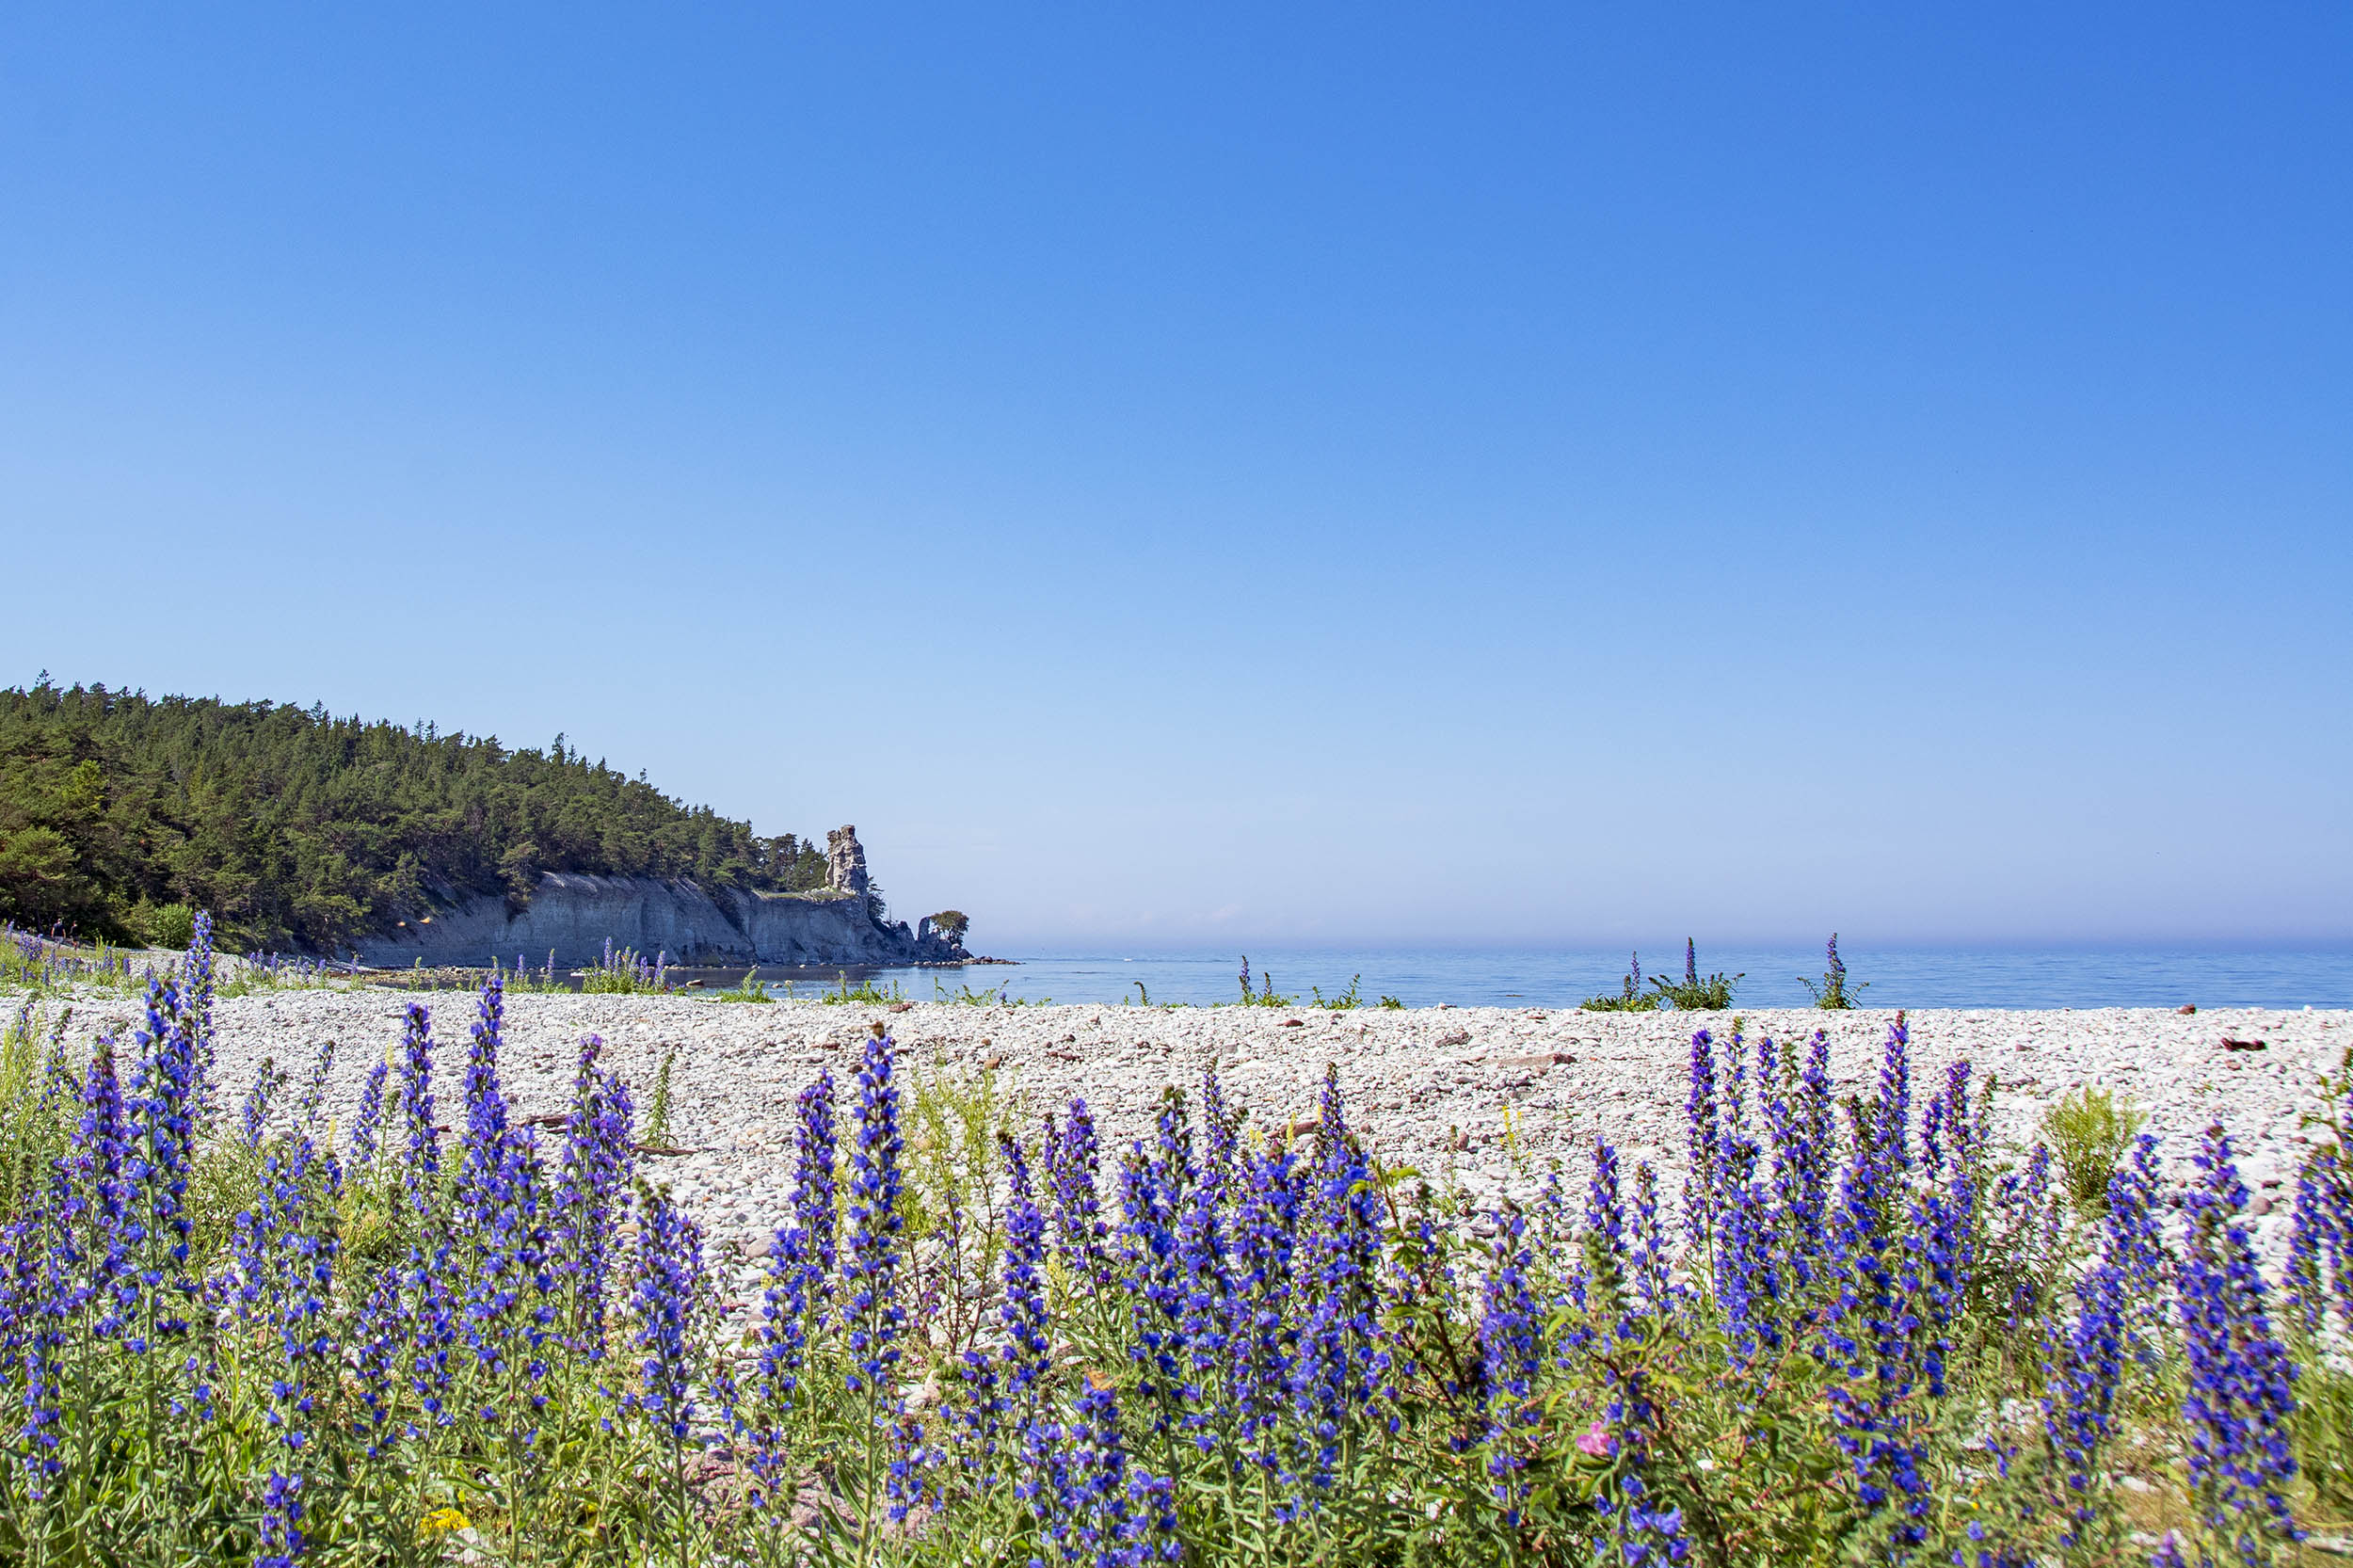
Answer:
418, 1507, 470, 1539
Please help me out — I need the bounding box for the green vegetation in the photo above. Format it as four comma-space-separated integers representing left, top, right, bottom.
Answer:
220, 952, 356, 998
713, 967, 776, 1002
645, 1047, 678, 1148
0, 999, 71, 1220
1581, 952, 1661, 1012
577, 942, 674, 996
1649, 938, 1741, 1010
1799, 932, 1867, 1009
1310, 974, 1363, 1010
2043, 1084, 2149, 1213
1233, 954, 1293, 1007
481, 951, 567, 995
0, 677, 831, 952
8, 943, 2352, 1566
821, 971, 907, 1005
2, 925, 369, 1002
3, 931, 157, 998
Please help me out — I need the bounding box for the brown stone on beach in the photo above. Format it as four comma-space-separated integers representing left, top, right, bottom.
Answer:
2178, 1003, 2197, 1015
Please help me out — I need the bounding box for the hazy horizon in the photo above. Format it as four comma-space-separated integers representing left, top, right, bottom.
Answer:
6, 7, 2347, 950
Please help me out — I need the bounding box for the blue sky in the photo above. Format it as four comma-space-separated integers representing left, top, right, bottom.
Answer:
4, 5, 2347, 950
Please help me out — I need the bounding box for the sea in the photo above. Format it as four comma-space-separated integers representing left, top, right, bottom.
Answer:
666, 945, 2353, 1012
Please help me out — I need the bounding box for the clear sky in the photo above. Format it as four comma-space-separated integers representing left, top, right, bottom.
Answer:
4, 5, 2347, 952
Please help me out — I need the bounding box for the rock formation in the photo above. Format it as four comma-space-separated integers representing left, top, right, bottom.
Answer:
826, 824, 872, 896
348, 825, 969, 969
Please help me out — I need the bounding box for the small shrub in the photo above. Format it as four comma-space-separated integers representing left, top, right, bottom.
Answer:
1378, 995, 1405, 1009
0, 929, 155, 998
2295, 1355, 2353, 1512
1232, 955, 1293, 1007
581, 938, 672, 995
0, 1000, 72, 1220
487, 949, 565, 994
1650, 937, 1741, 1010
1582, 952, 1660, 1012
821, 972, 905, 1005
714, 968, 776, 1003
222, 951, 354, 997
2041, 1085, 2145, 1213
1799, 932, 1867, 1009
139, 901, 198, 951
1310, 975, 1363, 1011
645, 1047, 678, 1147
902, 1051, 1019, 1355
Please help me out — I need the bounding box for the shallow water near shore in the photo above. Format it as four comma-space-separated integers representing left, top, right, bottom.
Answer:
664, 944, 2353, 1011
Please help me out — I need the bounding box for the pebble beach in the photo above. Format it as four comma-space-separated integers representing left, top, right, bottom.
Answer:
135, 989, 2349, 1269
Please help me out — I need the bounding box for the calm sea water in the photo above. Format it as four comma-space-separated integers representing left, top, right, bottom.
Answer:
676, 945, 2353, 1011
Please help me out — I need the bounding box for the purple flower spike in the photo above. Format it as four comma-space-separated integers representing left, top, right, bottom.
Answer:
2175, 1125, 2301, 1563
1046, 1099, 1113, 1294
398, 1003, 440, 1215
625, 1183, 705, 1450
842, 1031, 905, 1399
745, 1070, 837, 1509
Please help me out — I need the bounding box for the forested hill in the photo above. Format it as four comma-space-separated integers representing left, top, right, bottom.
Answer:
0, 679, 831, 952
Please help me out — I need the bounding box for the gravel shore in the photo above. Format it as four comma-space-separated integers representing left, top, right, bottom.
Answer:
65, 989, 2330, 1269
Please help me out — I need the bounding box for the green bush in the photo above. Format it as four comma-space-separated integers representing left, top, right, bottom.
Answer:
821, 972, 906, 1005
138, 900, 199, 951
645, 1047, 678, 1147
1582, 952, 1660, 1012
1799, 933, 1867, 1009
580, 943, 673, 995
1229, 955, 1295, 1007
713, 968, 776, 1003
2041, 1084, 2146, 1213
1650, 938, 1741, 1010
8, 969, 2352, 1568
1311, 975, 1363, 1010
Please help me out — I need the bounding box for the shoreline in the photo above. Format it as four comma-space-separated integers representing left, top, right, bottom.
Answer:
45, 988, 2331, 1268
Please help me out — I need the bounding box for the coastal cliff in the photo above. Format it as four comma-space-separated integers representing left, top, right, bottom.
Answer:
347, 826, 968, 969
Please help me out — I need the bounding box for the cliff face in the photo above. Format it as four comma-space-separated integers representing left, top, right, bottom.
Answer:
346, 826, 968, 969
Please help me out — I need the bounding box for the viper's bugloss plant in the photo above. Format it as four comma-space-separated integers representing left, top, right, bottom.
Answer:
2173, 1125, 2302, 1567
8, 924, 2350, 1566
1583, 951, 1661, 1012
1650, 938, 1741, 1011
1800, 932, 1866, 1009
